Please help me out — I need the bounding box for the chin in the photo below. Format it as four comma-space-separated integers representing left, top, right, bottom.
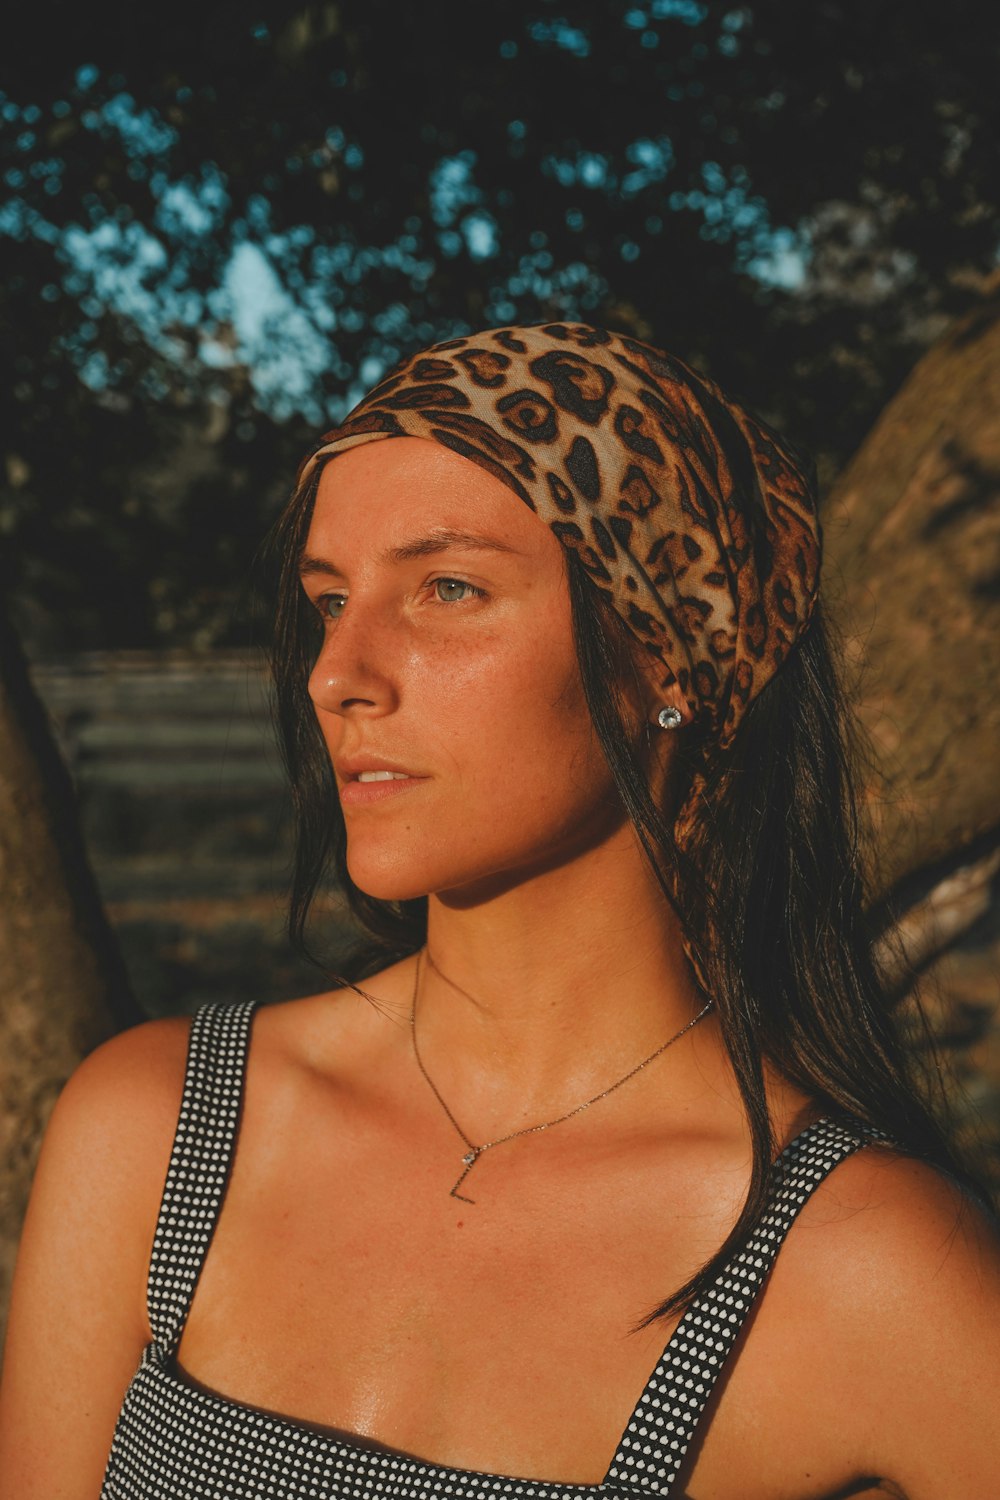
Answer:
342, 834, 524, 906
345, 837, 581, 910
343, 842, 437, 903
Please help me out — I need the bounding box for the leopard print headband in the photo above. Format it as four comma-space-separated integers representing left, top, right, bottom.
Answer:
296, 322, 821, 748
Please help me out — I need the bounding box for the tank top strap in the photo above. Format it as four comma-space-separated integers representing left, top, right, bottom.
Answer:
147, 998, 258, 1356
604, 1113, 892, 1494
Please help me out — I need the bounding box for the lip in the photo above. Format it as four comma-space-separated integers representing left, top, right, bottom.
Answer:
339, 774, 428, 807
335, 754, 419, 780
334, 752, 428, 808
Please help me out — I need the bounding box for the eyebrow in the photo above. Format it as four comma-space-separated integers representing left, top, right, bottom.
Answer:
297, 527, 525, 577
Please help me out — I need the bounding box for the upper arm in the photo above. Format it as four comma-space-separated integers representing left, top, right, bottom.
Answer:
799, 1145, 1000, 1498
0, 1015, 191, 1500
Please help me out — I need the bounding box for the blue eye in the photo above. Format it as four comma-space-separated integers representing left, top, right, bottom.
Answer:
434, 578, 484, 603
313, 576, 485, 618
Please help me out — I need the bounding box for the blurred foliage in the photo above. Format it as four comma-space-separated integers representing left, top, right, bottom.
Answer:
1, 0, 998, 651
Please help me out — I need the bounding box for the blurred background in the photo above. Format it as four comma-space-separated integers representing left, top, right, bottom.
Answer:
1, 0, 999, 1330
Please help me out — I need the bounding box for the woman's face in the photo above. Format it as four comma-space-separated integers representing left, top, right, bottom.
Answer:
300, 436, 646, 903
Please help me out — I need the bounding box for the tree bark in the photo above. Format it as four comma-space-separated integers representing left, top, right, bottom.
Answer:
823, 292, 1000, 1179
0, 602, 138, 1352
823, 293, 1000, 894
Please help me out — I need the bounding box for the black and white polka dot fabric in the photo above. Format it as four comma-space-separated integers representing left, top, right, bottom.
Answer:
101, 1000, 891, 1498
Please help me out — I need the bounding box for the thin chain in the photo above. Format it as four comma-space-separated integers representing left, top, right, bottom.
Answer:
409, 947, 714, 1203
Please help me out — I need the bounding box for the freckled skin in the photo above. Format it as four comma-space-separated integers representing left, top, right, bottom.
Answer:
304, 436, 662, 904
5, 441, 998, 1500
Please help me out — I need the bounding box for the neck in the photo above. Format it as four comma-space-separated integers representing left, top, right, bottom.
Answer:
412, 817, 712, 1124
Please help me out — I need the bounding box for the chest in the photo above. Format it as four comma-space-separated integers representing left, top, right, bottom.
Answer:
171, 1112, 877, 1497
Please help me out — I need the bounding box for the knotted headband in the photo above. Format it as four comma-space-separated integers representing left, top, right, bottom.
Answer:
296, 322, 821, 748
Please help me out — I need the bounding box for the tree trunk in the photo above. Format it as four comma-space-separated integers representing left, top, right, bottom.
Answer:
823, 291, 1000, 1176
0, 603, 138, 1352
824, 293, 1000, 889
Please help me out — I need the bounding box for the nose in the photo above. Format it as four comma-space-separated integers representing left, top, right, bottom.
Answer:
307, 596, 399, 718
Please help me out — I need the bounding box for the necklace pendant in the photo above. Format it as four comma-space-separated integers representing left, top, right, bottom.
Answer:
451, 1145, 483, 1203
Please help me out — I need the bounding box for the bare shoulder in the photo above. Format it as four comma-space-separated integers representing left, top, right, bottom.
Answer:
17, 1012, 196, 1301
772, 1138, 1000, 1495
789, 1137, 1000, 1295
43, 1012, 193, 1186
0, 1015, 195, 1498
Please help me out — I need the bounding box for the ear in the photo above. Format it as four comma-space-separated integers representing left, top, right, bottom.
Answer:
631, 645, 689, 733
634, 665, 690, 814
591, 588, 690, 733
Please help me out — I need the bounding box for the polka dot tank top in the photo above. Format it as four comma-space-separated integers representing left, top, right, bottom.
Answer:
100, 999, 891, 1498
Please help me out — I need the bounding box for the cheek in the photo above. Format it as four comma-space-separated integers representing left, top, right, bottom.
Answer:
420, 625, 609, 811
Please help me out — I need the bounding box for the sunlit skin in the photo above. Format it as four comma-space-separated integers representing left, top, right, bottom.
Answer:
300, 435, 709, 1114
306, 434, 646, 906
1, 435, 999, 1500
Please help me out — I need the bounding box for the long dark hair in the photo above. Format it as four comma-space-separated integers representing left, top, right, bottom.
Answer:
263, 452, 994, 1325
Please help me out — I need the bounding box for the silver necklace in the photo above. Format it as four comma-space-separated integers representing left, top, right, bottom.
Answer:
409, 947, 714, 1204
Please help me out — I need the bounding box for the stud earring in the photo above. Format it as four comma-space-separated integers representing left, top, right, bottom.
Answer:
656, 706, 683, 729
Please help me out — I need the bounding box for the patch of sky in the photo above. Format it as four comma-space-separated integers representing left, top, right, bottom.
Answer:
373, 303, 412, 339
78, 348, 113, 391
307, 273, 342, 316
649, 0, 706, 21
428, 151, 499, 261
85, 92, 178, 160
742, 224, 808, 289
154, 163, 230, 241
429, 150, 481, 228
667, 160, 809, 285
58, 219, 171, 337
542, 150, 611, 191
243, 194, 273, 234
0, 196, 63, 244
526, 18, 591, 57
308, 240, 361, 281
622, 136, 674, 197
272, 223, 316, 257
25, 153, 63, 189
485, 256, 607, 324
463, 211, 499, 260
487, 295, 517, 322
213, 240, 330, 422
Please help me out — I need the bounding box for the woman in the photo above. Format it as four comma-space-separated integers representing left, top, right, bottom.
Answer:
1, 322, 998, 1498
